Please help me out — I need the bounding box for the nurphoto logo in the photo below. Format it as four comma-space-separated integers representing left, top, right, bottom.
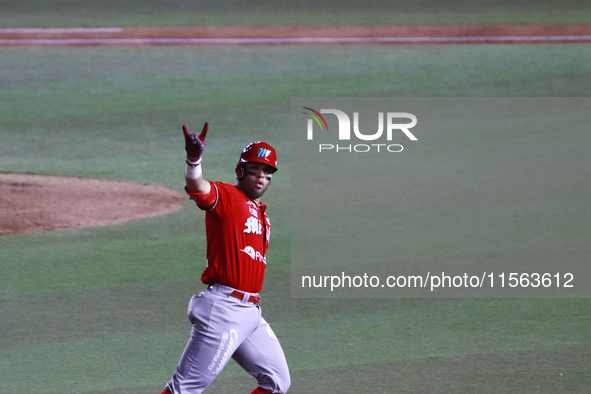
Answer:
303, 107, 418, 153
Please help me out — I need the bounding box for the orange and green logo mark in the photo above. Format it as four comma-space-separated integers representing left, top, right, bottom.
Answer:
302, 107, 329, 132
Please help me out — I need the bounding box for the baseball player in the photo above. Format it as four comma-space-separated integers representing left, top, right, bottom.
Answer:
160, 122, 291, 394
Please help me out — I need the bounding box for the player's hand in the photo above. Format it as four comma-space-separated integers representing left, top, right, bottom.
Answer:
183, 122, 208, 162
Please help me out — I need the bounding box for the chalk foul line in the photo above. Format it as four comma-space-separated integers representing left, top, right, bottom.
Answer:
0, 28, 124, 34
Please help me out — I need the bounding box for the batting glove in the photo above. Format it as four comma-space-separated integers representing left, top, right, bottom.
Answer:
183, 122, 208, 162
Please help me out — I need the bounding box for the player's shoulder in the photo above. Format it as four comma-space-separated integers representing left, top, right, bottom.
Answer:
210, 181, 242, 197
212, 182, 268, 214
209, 181, 250, 208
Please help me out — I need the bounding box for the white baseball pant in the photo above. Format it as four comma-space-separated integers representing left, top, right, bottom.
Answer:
164, 284, 291, 394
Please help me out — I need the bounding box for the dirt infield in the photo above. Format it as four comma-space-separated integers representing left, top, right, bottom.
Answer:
2, 24, 591, 46
0, 173, 185, 235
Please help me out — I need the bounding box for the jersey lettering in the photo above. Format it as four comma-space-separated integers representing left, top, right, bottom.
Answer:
240, 246, 266, 264
244, 216, 262, 235
248, 206, 259, 217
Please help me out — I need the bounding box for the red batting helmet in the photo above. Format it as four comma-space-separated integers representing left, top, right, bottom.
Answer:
236, 141, 278, 173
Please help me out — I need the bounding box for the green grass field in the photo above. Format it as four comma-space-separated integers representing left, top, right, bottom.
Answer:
2, 0, 591, 27
1, 1, 591, 393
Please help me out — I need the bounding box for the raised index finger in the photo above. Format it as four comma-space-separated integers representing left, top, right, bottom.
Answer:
182, 125, 190, 136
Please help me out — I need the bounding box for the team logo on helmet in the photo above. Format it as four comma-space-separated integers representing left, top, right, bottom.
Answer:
258, 148, 272, 159
237, 141, 278, 172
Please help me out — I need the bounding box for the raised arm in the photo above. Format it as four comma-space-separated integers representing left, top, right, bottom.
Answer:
183, 123, 211, 194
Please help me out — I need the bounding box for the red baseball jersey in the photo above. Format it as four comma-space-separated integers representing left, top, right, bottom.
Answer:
186, 182, 270, 293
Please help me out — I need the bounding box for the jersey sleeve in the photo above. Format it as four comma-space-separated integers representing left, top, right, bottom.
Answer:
185, 183, 219, 211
